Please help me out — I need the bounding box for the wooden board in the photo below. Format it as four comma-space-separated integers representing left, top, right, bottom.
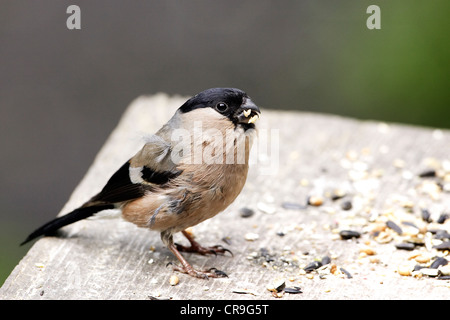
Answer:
1, 94, 449, 300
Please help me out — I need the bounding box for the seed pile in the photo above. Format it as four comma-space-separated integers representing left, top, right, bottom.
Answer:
243, 147, 450, 297
335, 154, 450, 280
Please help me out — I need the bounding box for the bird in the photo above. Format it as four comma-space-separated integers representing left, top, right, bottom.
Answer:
21, 87, 261, 279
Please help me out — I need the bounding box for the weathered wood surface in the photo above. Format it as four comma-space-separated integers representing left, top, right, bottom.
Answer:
1, 94, 449, 300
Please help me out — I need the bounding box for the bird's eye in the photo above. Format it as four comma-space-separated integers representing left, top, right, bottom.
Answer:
215, 102, 228, 112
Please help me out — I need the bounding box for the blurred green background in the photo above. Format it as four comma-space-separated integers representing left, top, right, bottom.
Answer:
1, 1, 449, 286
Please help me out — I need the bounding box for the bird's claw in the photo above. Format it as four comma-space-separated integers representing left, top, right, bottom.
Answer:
175, 243, 233, 256
207, 267, 229, 278
168, 263, 228, 279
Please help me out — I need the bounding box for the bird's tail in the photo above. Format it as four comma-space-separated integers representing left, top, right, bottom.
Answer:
20, 203, 115, 246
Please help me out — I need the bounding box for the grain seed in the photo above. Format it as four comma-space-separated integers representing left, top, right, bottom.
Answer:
414, 254, 431, 264
397, 264, 412, 276
169, 275, 179, 286
420, 268, 439, 277
374, 231, 393, 244
308, 196, 324, 206
438, 265, 450, 276
257, 202, 276, 215
359, 247, 376, 255
244, 233, 259, 241
266, 278, 286, 293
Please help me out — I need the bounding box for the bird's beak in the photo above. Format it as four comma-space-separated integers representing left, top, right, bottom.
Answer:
237, 98, 261, 124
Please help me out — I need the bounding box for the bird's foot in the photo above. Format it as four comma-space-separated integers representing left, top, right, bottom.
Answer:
167, 262, 228, 279
175, 242, 233, 256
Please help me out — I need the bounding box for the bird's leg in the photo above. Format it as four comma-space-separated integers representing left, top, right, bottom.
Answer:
161, 230, 228, 279
175, 230, 233, 256
167, 243, 228, 279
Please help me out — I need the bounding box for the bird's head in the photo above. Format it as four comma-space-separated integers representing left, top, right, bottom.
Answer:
179, 88, 261, 130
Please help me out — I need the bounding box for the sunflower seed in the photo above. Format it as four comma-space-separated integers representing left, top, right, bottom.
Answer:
340, 267, 353, 279
433, 230, 450, 240
421, 208, 432, 222
281, 202, 307, 210
437, 213, 449, 224
340, 200, 353, 211
239, 207, 255, 218
430, 257, 448, 269
304, 261, 322, 272
284, 286, 302, 294
321, 256, 331, 265
418, 170, 436, 178
395, 242, 415, 251
386, 220, 403, 235
339, 230, 361, 240
433, 241, 450, 251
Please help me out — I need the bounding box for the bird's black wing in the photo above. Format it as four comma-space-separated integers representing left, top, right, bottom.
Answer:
88, 160, 182, 205
88, 161, 148, 204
